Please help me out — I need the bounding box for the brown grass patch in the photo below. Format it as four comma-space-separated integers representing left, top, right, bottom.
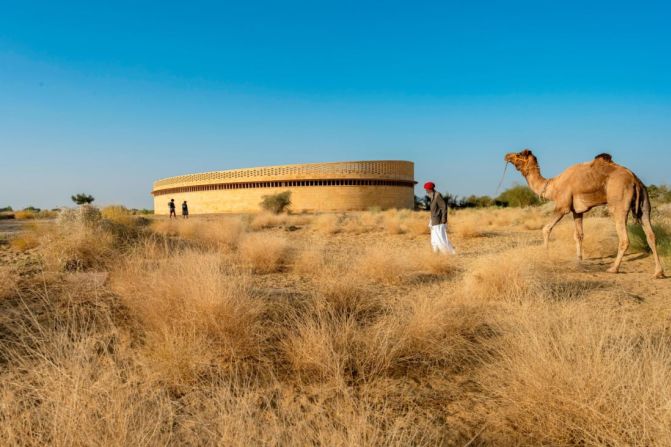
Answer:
112, 250, 266, 387
313, 214, 340, 234
238, 233, 289, 273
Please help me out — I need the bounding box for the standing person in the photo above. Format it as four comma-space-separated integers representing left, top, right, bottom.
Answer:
424, 182, 456, 254
181, 201, 189, 219
168, 198, 177, 219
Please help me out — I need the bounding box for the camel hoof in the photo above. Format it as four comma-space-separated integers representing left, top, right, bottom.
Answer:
606, 267, 619, 274
654, 271, 666, 279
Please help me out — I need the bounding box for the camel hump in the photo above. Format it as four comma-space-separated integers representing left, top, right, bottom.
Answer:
594, 153, 613, 163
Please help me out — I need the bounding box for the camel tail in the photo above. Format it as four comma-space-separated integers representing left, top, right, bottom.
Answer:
631, 181, 647, 224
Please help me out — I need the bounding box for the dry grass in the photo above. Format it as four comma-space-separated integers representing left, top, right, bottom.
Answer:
313, 213, 340, 234
0, 266, 17, 299
2, 207, 671, 445
10, 232, 40, 251
238, 233, 289, 273
453, 214, 486, 238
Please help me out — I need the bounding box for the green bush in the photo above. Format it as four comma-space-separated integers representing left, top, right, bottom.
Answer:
260, 191, 292, 214
627, 223, 671, 257
496, 185, 541, 208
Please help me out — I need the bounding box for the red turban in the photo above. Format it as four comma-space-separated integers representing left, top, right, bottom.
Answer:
423, 181, 435, 190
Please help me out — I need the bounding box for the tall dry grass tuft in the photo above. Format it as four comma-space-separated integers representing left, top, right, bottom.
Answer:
478, 301, 671, 445
462, 247, 546, 301
292, 245, 326, 275
0, 266, 17, 299
238, 233, 289, 273
452, 212, 486, 238
313, 214, 340, 234
250, 211, 289, 230
282, 309, 358, 384
359, 292, 491, 380
112, 250, 267, 387
355, 245, 413, 284
404, 216, 431, 236
39, 223, 116, 272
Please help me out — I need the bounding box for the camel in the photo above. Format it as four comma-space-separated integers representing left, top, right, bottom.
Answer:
504, 149, 664, 278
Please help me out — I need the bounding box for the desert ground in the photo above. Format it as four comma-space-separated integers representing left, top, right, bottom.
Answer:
1, 205, 670, 446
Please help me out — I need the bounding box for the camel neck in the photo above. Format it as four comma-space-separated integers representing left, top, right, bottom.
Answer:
524, 165, 550, 198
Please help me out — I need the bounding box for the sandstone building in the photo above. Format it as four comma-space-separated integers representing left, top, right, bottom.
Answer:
152, 160, 415, 214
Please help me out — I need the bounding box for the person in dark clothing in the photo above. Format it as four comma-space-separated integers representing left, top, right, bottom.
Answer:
424, 182, 456, 254
168, 199, 177, 219
181, 201, 189, 219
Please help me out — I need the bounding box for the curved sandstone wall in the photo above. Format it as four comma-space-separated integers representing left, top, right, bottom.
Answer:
152, 160, 415, 214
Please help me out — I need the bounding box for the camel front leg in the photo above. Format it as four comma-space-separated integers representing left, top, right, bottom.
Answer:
572, 211, 584, 261
607, 210, 629, 274
542, 211, 567, 250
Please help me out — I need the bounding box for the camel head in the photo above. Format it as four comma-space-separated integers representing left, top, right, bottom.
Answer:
504, 149, 539, 176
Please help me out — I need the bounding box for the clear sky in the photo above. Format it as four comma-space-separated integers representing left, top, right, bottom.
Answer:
1, 0, 670, 210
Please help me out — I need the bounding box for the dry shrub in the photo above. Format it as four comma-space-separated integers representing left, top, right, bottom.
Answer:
150, 218, 181, 237
10, 232, 40, 251
452, 213, 486, 238
522, 214, 545, 230
355, 245, 412, 284
313, 214, 340, 234
0, 266, 17, 299
250, 212, 289, 230
341, 215, 373, 234
292, 246, 325, 275
384, 217, 405, 235
359, 292, 489, 379
404, 216, 430, 236
39, 224, 116, 272
283, 310, 358, 384
238, 233, 289, 273
311, 268, 380, 318
479, 301, 671, 445
410, 248, 457, 275
101, 204, 133, 225
463, 248, 546, 301
14, 210, 36, 220
112, 250, 266, 387
359, 211, 382, 229
194, 218, 246, 249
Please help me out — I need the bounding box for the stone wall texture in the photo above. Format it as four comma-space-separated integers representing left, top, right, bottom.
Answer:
152, 160, 415, 214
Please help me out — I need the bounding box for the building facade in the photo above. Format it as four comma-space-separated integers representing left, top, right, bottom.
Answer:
152, 160, 415, 214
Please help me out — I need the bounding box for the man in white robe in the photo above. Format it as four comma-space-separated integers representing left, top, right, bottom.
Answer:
424, 182, 456, 254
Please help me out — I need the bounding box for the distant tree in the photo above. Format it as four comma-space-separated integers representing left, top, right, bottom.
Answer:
441, 192, 461, 209
260, 191, 292, 214
23, 206, 41, 212
415, 195, 430, 210
71, 193, 95, 205
0, 206, 12, 212
648, 184, 671, 203
496, 185, 541, 208
462, 195, 495, 208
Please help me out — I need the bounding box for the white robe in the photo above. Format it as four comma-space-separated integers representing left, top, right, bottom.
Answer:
430, 223, 456, 254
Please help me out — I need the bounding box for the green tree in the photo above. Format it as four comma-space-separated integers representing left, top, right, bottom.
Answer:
71, 193, 95, 205
260, 191, 292, 214
496, 185, 541, 208
648, 184, 671, 203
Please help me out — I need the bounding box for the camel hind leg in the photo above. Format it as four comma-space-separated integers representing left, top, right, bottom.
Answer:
640, 209, 665, 278
607, 209, 629, 274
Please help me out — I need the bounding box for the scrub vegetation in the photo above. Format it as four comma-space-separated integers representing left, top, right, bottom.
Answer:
1, 205, 670, 446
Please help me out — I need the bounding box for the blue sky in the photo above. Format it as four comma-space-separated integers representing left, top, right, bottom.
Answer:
1, 0, 670, 209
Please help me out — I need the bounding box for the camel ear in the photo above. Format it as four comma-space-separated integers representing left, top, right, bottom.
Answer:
520, 149, 532, 157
